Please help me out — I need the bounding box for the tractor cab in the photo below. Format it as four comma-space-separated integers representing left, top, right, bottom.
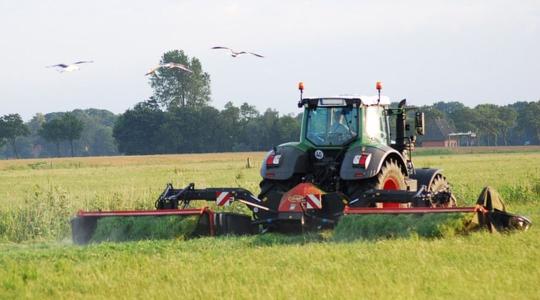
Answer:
299, 95, 391, 148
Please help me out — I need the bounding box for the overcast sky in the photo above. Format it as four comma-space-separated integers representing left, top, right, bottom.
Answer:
1, 0, 539, 120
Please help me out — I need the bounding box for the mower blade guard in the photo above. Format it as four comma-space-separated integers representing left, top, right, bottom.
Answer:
470, 186, 532, 232
71, 208, 215, 245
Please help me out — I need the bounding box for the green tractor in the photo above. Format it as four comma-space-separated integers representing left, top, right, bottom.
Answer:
254, 82, 455, 230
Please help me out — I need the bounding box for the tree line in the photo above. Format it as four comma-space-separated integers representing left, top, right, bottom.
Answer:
1, 49, 539, 158
113, 101, 300, 155
3, 99, 539, 159
421, 101, 540, 146
0, 109, 117, 159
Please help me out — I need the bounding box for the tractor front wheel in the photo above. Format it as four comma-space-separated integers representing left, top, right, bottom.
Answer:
429, 175, 457, 207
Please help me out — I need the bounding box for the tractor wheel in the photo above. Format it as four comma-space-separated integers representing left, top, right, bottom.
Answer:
346, 160, 407, 207
374, 160, 407, 191
429, 175, 457, 207
374, 160, 407, 208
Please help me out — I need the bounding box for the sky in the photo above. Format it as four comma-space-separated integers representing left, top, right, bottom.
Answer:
1, 0, 539, 120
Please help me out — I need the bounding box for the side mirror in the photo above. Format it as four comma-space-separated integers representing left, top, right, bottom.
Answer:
415, 112, 425, 135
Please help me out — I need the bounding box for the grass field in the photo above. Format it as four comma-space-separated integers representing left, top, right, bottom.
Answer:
0, 149, 539, 299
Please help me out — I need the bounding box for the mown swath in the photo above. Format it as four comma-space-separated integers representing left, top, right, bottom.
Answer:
89, 215, 199, 243
333, 213, 470, 241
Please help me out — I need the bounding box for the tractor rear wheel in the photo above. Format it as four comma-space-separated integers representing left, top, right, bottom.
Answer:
374, 160, 407, 191
346, 160, 407, 207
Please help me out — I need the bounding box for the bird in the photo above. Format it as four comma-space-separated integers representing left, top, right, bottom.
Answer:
46, 61, 94, 72
145, 62, 193, 76
211, 46, 264, 58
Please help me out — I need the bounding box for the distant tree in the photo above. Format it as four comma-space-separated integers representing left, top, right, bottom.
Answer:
0, 134, 5, 155
519, 101, 540, 144
113, 103, 165, 155
433, 101, 465, 116
219, 102, 241, 151
498, 106, 517, 146
275, 114, 301, 143
61, 113, 84, 156
0, 114, 30, 158
449, 106, 480, 133
149, 50, 211, 109
39, 118, 64, 156
474, 104, 504, 146
240, 102, 260, 121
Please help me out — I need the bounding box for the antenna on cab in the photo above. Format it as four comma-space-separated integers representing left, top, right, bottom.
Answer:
376, 81, 383, 104
297, 82, 305, 107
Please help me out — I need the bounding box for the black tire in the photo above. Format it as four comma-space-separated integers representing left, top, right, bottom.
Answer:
373, 160, 407, 190
214, 213, 254, 236
429, 175, 457, 207
346, 160, 407, 207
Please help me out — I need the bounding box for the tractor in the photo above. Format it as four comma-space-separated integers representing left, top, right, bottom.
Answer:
71, 82, 530, 243
249, 82, 456, 232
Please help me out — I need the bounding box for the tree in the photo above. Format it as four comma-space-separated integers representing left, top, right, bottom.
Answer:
61, 113, 84, 156
0, 114, 30, 158
149, 50, 211, 109
433, 101, 465, 116
0, 135, 5, 155
113, 103, 166, 155
38, 113, 84, 157
498, 106, 517, 146
240, 102, 260, 121
39, 118, 64, 156
518, 101, 540, 144
473, 104, 504, 146
219, 102, 241, 151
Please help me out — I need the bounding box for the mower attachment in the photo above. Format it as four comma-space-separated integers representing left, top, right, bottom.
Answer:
345, 186, 531, 232
71, 207, 216, 244
71, 183, 531, 244
71, 183, 263, 244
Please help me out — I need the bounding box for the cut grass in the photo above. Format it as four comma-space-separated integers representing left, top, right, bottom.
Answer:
0, 230, 538, 299
333, 213, 470, 241
90, 215, 199, 243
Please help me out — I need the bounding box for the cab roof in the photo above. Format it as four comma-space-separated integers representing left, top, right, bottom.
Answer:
298, 95, 391, 108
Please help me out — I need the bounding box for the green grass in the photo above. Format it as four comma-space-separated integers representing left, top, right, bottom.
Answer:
333, 213, 470, 241
89, 215, 199, 243
0, 150, 539, 298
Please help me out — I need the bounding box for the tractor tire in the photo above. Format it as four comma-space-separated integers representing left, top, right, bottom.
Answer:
374, 160, 407, 191
429, 175, 457, 207
346, 160, 407, 207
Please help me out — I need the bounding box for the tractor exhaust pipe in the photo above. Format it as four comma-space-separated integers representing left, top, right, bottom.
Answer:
395, 99, 407, 154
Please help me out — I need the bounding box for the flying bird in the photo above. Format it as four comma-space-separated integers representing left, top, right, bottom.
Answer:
211, 46, 264, 58
46, 61, 94, 72
145, 62, 193, 76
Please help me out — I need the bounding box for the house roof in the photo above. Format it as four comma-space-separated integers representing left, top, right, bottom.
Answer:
422, 118, 456, 141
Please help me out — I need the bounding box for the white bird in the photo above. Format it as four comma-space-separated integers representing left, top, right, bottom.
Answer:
211, 46, 264, 58
145, 62, 193, 76
46, 61, 94, 72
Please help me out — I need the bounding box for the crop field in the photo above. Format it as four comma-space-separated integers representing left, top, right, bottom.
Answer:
0, 149, 539, 299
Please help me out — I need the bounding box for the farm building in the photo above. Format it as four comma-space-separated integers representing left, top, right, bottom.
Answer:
420, 118, 459, 147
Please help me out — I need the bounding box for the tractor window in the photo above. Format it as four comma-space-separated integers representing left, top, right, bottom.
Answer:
364, 106, 388, 145
306, 107, 358, 146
